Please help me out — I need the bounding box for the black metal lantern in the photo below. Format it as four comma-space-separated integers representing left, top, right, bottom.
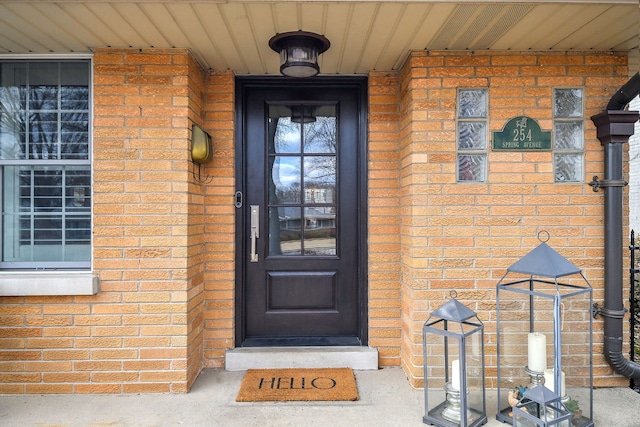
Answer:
423, 294, 487, 427
269, 31, 330, 77
513, 385, 572, 427
496, 233, 593, 426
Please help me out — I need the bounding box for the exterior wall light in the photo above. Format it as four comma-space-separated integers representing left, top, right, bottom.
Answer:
269, 31, 330, 78
191, 123, 213, 165
191, 123, 213, 183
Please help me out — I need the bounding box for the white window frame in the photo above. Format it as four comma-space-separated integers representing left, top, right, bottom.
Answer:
0, 54, 98, 296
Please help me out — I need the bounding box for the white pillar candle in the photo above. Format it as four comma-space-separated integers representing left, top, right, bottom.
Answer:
527, 332, 547, 372
543, 369, 566, 397
451, 359, 460, 391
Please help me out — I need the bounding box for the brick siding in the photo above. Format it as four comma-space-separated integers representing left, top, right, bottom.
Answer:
0, 48, 633, 394
395, 50, 631, 388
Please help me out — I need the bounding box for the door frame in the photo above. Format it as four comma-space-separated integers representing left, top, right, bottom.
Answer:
234, 76, 369, 347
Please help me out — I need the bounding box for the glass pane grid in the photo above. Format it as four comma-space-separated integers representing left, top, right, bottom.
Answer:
3, 165, 90, 265
1, 62, 90, 162
268, 103, 338, 257
0, 60, 91, 267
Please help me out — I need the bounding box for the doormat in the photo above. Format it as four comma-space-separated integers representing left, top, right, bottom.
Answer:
236, 368, 359, 402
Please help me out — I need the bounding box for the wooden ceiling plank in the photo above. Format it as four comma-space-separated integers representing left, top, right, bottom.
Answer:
409, 3, 461, 51
190, 3, 236, 70
31, 3, 102, 52
2, 4, 70, 52
0, 16, 33, 53
244, 3, 280, 74
337, 3, 378, 73
58, 3, 125, 48
319, 3, 352, 75
356, 2, 407, 72
135, 3, 190, 48
271, 3, 301, 33
216, 2, 261, 74
383, 3, 437, 70
84, 3, 138, 48
298, 3, 327, 35
553, 5, 637, 49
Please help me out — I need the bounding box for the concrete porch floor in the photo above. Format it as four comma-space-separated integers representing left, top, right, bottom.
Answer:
1, 367, 640, 426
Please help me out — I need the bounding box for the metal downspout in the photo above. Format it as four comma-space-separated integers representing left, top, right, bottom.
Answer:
590, 72, 640, 380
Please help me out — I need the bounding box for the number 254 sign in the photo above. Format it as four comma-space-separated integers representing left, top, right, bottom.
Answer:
492, 116, 551, 151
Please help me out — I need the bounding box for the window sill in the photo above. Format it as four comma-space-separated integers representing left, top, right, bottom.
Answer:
0, 272, 100, 296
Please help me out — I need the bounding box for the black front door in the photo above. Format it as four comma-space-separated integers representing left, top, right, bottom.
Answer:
235, 78, 367, 346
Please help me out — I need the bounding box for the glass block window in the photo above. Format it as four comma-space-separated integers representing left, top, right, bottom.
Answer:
553, 88, 584, 182
457, 89, 488, 182
0, 60, 91, 269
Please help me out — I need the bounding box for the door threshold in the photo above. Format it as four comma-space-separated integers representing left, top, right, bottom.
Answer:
225, 346, 378, 371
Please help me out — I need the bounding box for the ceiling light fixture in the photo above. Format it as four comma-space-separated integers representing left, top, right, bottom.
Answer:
269, 31, 330, 78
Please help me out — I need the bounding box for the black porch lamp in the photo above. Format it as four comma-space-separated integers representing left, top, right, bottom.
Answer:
269, 31, 330, 77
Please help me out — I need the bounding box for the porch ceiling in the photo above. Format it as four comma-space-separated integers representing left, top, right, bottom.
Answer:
0, 1, 638, 75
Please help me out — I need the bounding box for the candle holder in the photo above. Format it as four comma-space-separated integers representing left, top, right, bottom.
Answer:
441, 382, 468, 423
423, 293, 487, 427
525, 366, 545, 387
495, 234, 593, 426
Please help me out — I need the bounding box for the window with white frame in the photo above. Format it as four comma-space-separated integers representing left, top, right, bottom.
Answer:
457, 89, 488, 182
553, 88, 584, 182
0, 60, 91, 269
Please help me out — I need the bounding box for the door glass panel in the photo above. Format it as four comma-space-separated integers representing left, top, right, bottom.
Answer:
304, 206, 336, 255
303, 106, 337, 153
269, 156, 301, 204
267, 103, 338, 257
269, 206, 301, 256
304, 156, 335, 203
269, 106, 301, 154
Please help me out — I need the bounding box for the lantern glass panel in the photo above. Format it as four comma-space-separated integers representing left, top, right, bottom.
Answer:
464, 334, 486, 425
514, 401, 572, 427
496, 278, 593, 427
423, 314, 487, 427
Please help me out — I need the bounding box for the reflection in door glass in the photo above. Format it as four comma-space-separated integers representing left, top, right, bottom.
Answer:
304, 207, 336, 255
269, 207, 301, 255
303, 109, 336, 153
304, 156, 335, 204
269, 107, 301, 153
267, 103, 338, 257
269, 157, 301, 204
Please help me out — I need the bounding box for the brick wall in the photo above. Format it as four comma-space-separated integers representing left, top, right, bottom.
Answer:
367, 72, 402, 367
202, 71, 236, 367
396, 50, 631, 388
0, 48, 208, 393
0, 47, 635, 394
185, 53, 207, 390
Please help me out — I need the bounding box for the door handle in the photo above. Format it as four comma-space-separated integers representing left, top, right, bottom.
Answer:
250, 205, 259, 262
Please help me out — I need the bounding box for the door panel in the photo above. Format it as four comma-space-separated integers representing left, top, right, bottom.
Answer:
237, 79, 366, 346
